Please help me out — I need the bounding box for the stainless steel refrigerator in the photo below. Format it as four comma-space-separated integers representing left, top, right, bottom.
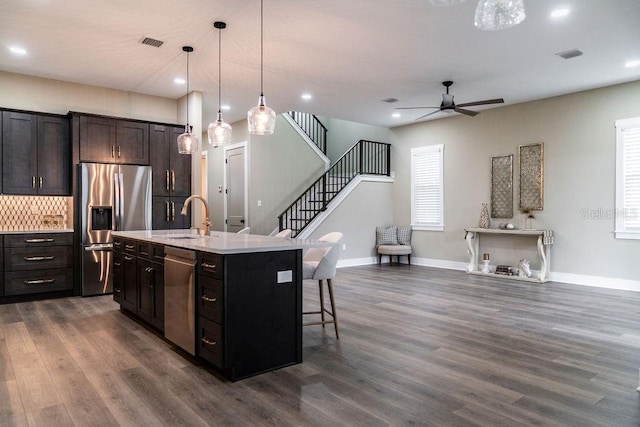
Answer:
79, 162, 152, 296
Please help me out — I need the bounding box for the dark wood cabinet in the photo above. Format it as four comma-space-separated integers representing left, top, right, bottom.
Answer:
150, 124, 191, 197
2, 111, 70, 195
150, 124, 192, 231
120, 239, 138, 313
152, 196, 191, 230
112, 250, 123, 304
78, 115, 149, 164
2, 233, 73, 297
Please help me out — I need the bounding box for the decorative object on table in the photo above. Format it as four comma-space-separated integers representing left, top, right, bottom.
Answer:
519, 142, 544, 211
518, 258, 532, 278
498, 222, 516, 229
491, 154, 513, 218
478, 203, 490, 228
481, 253, 491, 273
520, 208, 535, 229
495, 265, 514, 276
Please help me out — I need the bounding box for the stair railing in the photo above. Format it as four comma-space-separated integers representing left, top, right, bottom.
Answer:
278, 140, 391, 237
286, 111, 327, 154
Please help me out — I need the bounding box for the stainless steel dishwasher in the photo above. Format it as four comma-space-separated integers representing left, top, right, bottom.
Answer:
164, 246, 197, 355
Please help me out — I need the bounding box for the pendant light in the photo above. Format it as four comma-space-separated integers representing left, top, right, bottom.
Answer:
177, 46, 201, 154
207, 21, 232, 147
474, 0, 526, 31
247, 0, 276, 135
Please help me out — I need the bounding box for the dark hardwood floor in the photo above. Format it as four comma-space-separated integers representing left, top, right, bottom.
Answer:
1, 265, 640, 426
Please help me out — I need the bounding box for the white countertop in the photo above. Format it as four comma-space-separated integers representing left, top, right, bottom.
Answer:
112, 229, 336, 254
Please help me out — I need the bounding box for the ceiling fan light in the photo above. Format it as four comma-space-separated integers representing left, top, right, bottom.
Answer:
248, 95, 276, 135
177, 124, 201, 154
207, 112, 232, 147
474, 0, 526, 31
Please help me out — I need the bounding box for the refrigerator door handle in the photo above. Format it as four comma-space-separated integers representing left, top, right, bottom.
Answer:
113, 171, 121, 231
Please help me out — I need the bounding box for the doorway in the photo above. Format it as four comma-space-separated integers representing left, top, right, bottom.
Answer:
224, 143, 248, 232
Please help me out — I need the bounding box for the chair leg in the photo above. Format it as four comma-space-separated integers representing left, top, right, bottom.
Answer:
326, 279, 339, 339
389, 255, 393, 266
318, 280, 325, 327
408, 254, 411, 265
378, 253, 381, 265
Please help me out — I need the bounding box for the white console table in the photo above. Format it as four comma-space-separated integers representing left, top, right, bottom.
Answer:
464, 228, 553, 283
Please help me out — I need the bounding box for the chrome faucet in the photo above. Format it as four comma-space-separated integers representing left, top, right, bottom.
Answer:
181, 195, 211, 235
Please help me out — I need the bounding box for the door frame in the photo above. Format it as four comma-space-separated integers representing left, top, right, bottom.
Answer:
223, 141, 249, 232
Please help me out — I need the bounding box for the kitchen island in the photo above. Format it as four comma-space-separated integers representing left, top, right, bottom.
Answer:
112, 229, 333, 381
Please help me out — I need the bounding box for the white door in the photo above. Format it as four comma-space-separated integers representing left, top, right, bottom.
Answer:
225, 145, 246, 232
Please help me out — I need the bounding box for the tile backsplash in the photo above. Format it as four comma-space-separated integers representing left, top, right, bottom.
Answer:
0, 195, 72, 231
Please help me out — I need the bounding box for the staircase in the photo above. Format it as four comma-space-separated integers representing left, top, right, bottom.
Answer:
278, 140, 391, 237
286, 111, 327, 154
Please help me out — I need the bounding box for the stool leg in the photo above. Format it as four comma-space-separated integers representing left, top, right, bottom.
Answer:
318, 279, 325, 327
327, 279, 339, 339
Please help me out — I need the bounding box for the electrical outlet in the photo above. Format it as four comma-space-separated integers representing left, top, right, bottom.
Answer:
342, 243, 347, 251
258, 200, 262, 207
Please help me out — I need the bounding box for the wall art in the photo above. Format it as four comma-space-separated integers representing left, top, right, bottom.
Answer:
519, 142, 544, 210
491, 154, 513, 218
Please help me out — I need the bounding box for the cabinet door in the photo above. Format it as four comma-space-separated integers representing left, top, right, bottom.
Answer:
2, 111, 38, 194
151, 260, 164, 331
150, 124, 171, 196
169, 125, 191, 196
136, 258, 153, 323
170, 196, 191, 229
37, 115, 70, 195
112, 251, 123, 304
79, 116, 116, 163
121, 253, 137, 312
152, 196, 191, 230
116, 120, 149, 165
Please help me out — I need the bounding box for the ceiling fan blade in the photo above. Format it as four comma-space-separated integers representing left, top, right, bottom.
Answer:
457, 98, 504, 108
414, 110, 442, 120
455, 107, 479, 117
395, 106, 440, 110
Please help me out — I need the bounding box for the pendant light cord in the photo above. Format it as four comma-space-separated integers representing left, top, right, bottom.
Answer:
260, 0, 264, 96
186, 49, 190, 126
218, 26, 222, 113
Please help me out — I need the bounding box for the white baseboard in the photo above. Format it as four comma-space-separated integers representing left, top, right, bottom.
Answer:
337, 256, 640, 292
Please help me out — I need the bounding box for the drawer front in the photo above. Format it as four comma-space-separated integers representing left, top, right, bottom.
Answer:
198, 276, 223, 323
5, 246, 72, 271
4, 268, 73, 295
198, 316, 223, 368
5, 233, 72, 248
198, 253, 223, 279
113, 237, 124, 252
123, 240, 137, 254
137, 242, 165, 262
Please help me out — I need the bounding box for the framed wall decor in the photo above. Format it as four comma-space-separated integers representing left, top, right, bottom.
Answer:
519, 142, 544, 210
491, 154, 513, 218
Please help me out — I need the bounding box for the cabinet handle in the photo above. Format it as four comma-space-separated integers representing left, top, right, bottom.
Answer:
124, 255, 134, 261
24, 256, 55, 262
201, 337, 217, 346
24, 279, 56, 285
125, 244, 135, 250
39, 176, 43, 189
113, 262, 121, 267
171, 170, 176, 192
201, 262, 216, 270
201, 295, 217, 302
118, 145, 121, 158
32, 176, 36, 189
171, 201, 175, 222
165, 170, 170, 192
165, 202, 170, 222
25, 238, 55, 243
115, 289, 121, 293
112, 145, 115, 158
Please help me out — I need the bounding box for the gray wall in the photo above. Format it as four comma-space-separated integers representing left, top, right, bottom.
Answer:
325, 118, 393, 163
206, 116, 327, 235
391, 80, 640, 282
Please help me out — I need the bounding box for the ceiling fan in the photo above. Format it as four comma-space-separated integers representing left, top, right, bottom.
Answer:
396, 81, 504, 120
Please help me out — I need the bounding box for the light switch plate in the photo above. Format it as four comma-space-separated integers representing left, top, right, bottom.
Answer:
277, 270, 293, 283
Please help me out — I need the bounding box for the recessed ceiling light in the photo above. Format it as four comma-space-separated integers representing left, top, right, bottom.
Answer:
392, 112, 401, 118
301, 93, 312, 100
9, 46, 27, 55
550, 8, 570, 18
174, 77, 186, 85
625, 60, 640, 68
221, 105, 231, 111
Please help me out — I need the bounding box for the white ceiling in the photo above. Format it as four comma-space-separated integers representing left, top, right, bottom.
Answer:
0, 0, 639, 128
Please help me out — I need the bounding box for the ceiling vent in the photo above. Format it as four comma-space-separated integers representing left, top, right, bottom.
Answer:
556, 49, 583, 60
140, 37, 164, 48
382, 97, 399, 103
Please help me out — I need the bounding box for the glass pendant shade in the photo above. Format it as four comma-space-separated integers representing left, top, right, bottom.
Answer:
207, 112, 232, 146
177, 124, 200, 154
474, 0, 526, 31
248, 95, 276, 135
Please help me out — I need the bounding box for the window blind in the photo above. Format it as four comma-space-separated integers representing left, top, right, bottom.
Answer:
615, 117, 640, 239
411, 145, 444, 231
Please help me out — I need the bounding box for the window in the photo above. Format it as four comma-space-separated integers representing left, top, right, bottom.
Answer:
615, 116, 640, 239
411, 144, 444, 231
